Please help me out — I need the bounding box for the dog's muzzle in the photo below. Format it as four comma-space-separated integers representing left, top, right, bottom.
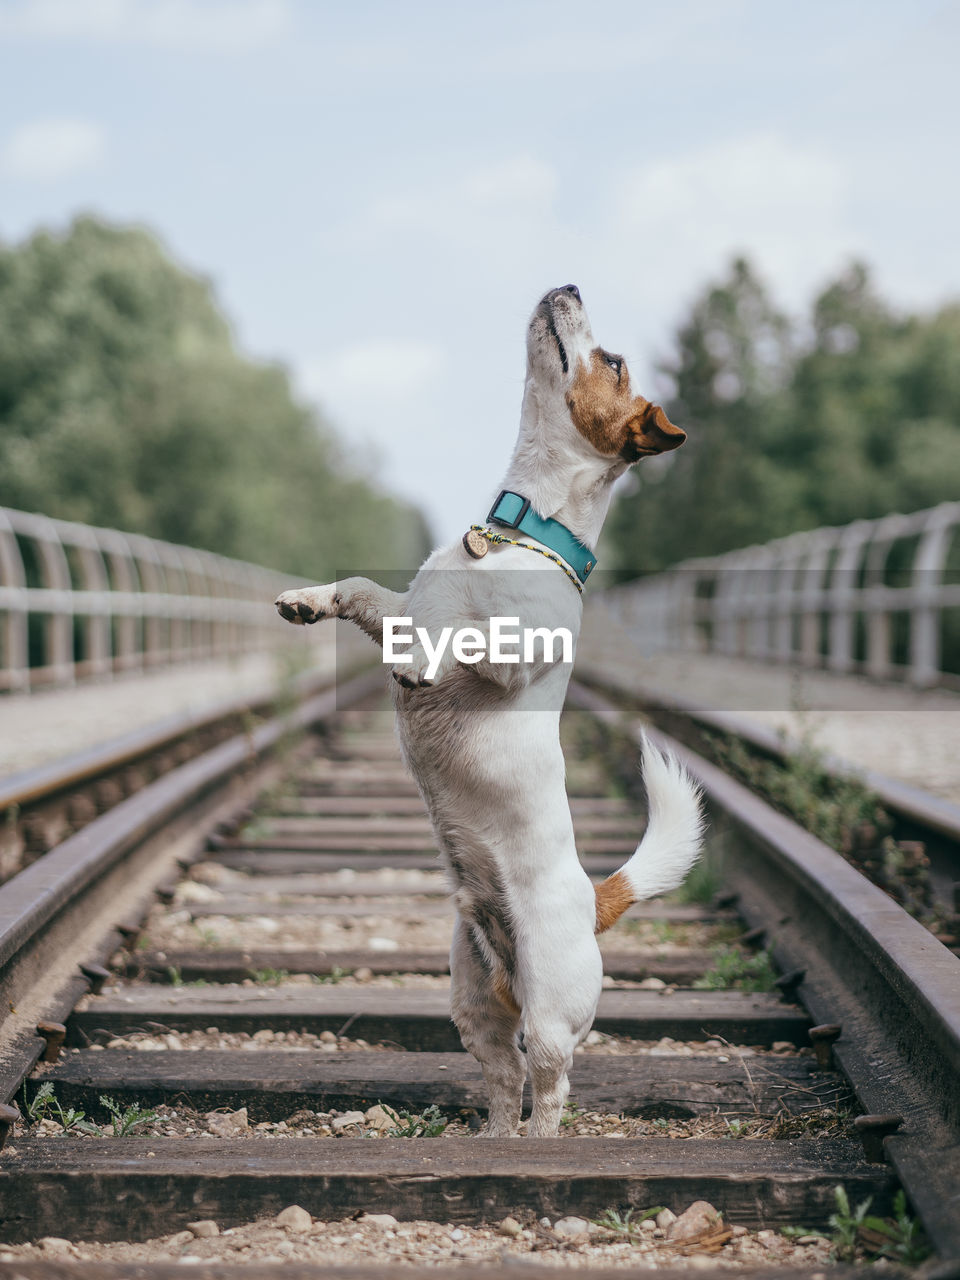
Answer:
540, 283, 581, 307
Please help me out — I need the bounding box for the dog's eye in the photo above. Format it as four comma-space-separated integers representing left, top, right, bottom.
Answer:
604, 354, 621, 375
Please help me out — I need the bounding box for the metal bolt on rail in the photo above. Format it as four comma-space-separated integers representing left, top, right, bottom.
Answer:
808, 1023, 843, 1069
774, 968, 806, 1003
0, 1103, 20, 1152
115, 922, 142, 951
854, 1113, 904, 1163
738, 926, 767, 950
35, 1021, 67, 1063
79, 962, 111, 994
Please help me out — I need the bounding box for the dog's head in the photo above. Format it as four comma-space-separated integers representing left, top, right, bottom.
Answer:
526, 285, 686, 463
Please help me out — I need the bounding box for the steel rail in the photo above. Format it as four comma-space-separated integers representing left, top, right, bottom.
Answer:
575, 662, 960, 844
574, 661, 960, 909
568, 679, 960, 1260
0, 664, 386, 1105
0, 665, 338, 815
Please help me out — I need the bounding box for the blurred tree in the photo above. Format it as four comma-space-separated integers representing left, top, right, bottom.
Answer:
0, 216, 431, 576
607, 257, 960, 578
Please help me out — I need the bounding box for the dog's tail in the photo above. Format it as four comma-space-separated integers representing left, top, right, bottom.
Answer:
594, 733, 704, 934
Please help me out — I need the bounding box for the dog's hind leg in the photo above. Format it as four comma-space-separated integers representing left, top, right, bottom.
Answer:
449, 916, 526, 1137
521, 930, 602, 1138
523, 1022, 578, 1137
275, 577, 406, 644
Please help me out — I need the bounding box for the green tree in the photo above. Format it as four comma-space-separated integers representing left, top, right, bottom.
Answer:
607, 257, 960, 578
0, 216, 431, 576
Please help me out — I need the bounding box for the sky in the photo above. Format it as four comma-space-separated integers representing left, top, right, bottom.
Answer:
1, 0, 958, 546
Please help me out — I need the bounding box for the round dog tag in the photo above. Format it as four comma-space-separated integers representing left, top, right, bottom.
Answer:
462, 529, 488, 559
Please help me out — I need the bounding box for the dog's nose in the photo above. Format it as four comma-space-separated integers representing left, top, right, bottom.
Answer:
561, 284, 581, 303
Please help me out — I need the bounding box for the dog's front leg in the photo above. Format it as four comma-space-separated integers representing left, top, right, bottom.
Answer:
275, 576, 406, 646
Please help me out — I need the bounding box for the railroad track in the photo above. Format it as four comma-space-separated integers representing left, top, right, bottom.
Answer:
0, 667, 958, 1277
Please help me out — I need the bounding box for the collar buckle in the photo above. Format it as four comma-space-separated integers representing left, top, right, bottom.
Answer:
487, 490, 530, 529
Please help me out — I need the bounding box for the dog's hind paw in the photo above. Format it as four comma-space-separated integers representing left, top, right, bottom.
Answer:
275, 586, 341, 626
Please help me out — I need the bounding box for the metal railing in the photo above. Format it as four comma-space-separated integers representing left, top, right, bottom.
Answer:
0, 506, 304, 693
596, 501, 960, 689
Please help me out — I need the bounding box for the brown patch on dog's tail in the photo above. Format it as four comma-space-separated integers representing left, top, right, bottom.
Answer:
594, 870, 635, 934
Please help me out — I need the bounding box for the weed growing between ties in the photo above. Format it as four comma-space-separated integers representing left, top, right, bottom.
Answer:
591, 1207, 665, 1242
21, 1081, 98, 1135
709, 732, 939, 927
382, 1104, 448, 1138
20, 1083, 158, 1137
783, 1186, 930, 1265
693, 945, 778, 992
99, 1095, 159, 1137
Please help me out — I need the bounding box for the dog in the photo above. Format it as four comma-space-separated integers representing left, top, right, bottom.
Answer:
276, 285, 704, 1137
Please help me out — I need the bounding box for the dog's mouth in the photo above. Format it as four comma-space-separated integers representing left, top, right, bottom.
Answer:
539, 296, 569, 375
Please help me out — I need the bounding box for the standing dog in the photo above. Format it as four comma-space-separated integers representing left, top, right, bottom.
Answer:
276, 285, 703, 1137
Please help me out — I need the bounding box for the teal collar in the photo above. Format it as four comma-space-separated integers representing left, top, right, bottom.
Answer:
486, 490, 597, 584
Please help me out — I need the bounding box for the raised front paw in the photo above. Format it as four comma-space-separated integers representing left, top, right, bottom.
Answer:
274, 585, 341, 626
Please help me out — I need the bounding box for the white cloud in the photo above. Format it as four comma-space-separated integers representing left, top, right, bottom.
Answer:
614, 132, 852, 311
0, 0, 291, 52
1, 118, 106, 182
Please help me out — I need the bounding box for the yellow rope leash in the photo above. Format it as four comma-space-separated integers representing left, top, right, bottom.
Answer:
467, 524, 584, 595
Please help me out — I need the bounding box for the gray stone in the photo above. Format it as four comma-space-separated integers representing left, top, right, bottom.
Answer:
363, 1104, 396, 1132
186, 1220, 220, 1238
667, 1200, 722, 1242
205, 1107, 248, 1136
38, 1239, 72, 1255
553, 1216, 590, 1238
655, 1209, 677, 1231
331, 1110, 365, 1133
360, 1213, 399, 1229
276, 1205, 312, 1233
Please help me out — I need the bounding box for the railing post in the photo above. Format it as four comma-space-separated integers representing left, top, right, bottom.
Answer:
910, 503, 959, 688
0, 509, 30, 693
827, 521, 872, 675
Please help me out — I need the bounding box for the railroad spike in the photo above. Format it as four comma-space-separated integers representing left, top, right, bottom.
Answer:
115, 922, 142, 951
36, 1020, 67, 1063
853, 1113, 903, 1163
711, 890, 739, 910
737, 926, 767, 950
773, 968, 806, 1003
0, 1102, 20, 1152
79, 962, 111, 994
808, 1023, 842, 1069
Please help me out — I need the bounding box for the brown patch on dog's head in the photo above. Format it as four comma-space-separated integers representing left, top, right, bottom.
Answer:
594, 869, 635, 934
566, 349, 686, 462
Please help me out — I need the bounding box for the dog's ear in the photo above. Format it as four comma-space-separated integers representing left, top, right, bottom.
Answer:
621, 402, 686, 461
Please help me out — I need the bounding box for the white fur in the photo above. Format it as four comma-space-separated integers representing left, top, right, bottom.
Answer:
622, 734, 705, 901
276, 286, 704, 1137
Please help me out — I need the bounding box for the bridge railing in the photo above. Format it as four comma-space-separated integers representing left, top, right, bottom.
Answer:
596, 501, 960, 689
0, 506, 305, 693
